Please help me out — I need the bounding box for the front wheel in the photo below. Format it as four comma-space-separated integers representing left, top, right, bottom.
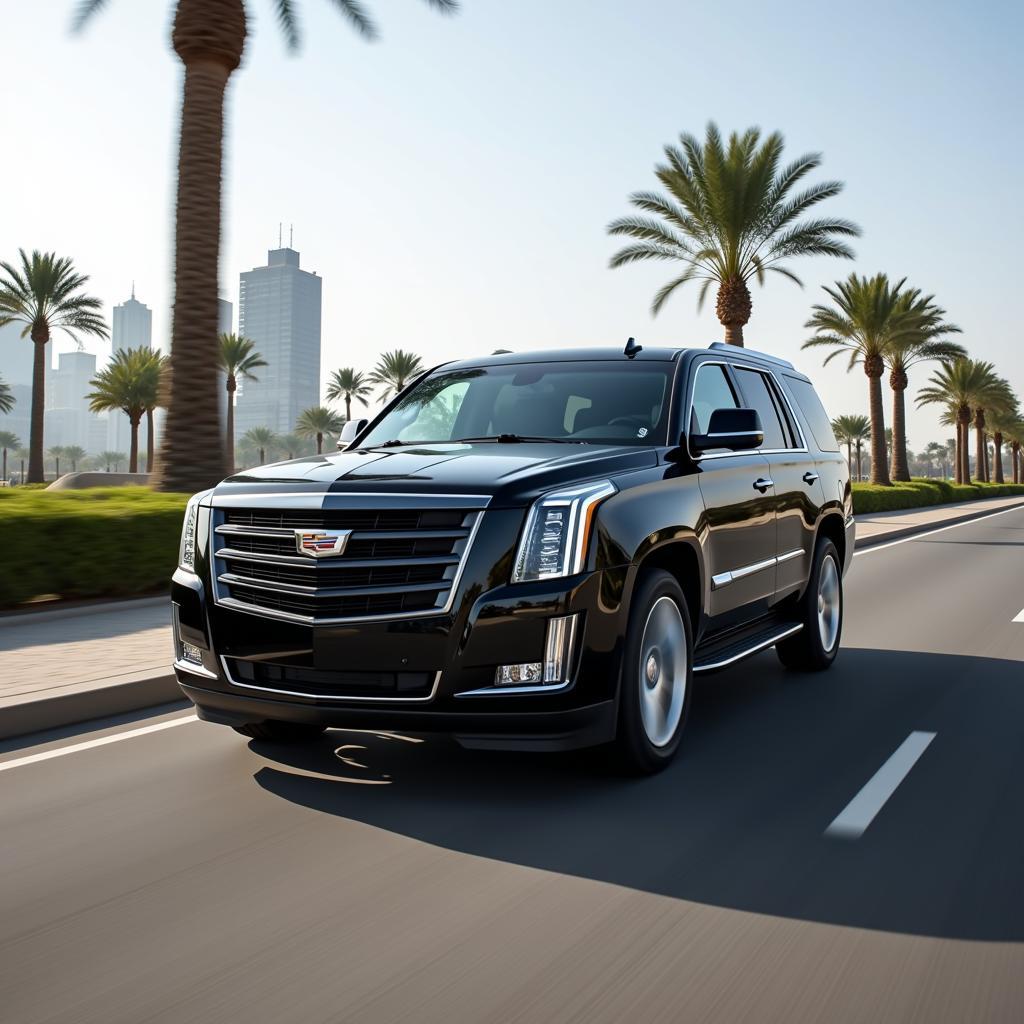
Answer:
776, 538, 843, 671
613, 569, 693, 774
232, 720, 326, 742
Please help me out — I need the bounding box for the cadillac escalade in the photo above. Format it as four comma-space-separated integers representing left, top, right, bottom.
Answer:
171, 341, 853, 772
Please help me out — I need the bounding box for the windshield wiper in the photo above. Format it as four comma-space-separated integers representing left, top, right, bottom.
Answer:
452, 434, 584, 445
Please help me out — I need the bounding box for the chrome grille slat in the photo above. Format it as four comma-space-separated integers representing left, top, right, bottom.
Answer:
211, 502, 485, 624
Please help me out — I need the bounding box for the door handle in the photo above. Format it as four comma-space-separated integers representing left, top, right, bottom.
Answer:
752, 477, 774, 493
802, 471, 819, 485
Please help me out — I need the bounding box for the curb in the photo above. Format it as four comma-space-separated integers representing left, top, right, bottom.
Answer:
0, 594, 167, 626
853, 497, 1024, 550
0, 670, 182, 742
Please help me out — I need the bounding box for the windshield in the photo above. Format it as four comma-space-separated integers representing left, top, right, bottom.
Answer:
359, 361, 674, 448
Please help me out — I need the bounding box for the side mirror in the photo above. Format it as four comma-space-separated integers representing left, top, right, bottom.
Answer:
338, 418, 369, 450
689, 407, 763, 454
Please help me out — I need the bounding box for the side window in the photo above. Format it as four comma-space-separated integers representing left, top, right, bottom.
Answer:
733, 368, 788, 450
784, 376, 840, 452
689, 363, 739, 434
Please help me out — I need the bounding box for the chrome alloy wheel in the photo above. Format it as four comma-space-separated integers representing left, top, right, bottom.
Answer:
638, 595, 687, 747
817, 553, 841, 652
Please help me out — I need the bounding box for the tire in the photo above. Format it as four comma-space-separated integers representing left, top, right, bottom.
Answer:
232, 720, 327, 742
612, 569, 694, 774
776, 537, 843, 672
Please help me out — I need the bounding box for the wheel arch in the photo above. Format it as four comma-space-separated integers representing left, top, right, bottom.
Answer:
815, 510, 847, 567
628, 538, 703, 639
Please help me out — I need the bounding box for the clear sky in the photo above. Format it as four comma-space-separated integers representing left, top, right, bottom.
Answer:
2, 0, 1021, 446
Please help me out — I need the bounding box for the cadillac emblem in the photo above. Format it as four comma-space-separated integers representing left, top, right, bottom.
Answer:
294, 529, 352, 558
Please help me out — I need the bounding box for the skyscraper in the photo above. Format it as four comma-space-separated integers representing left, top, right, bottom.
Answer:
108, 287, 153, 454
235, 245, 322, 437
46, 350, 105, 453
218, 298, 233, 337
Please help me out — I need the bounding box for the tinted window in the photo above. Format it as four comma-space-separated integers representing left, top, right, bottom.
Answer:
785, 376, 839, 452
733, 368, 788, 450
689, 363, 738, 434
359, 361, 673, 447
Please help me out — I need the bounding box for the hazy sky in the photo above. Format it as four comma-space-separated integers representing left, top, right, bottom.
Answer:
2, 0, 1021, 445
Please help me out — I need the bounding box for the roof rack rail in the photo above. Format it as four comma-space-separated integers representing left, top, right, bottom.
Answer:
707, 341, 794, 369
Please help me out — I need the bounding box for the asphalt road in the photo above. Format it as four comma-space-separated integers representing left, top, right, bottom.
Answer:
3, 507, 1024, 1023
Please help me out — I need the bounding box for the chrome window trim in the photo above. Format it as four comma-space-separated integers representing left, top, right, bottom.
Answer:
693, 623, 803, 673
210, 506, 485, 625
711, 548, 803, 589
220, 658, 442, 704
686, 360, 809, 462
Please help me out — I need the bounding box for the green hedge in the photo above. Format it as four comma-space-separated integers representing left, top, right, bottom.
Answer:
852, 478, 1024, 514
0, 487, 187, 608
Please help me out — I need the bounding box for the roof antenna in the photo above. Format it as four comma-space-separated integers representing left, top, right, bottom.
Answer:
289, 224, 294, 248
624, 336, 643, 359
131, 280, 135, 300
278, 222, 282, 248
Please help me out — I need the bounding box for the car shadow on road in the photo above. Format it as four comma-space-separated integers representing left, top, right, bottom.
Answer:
249, 647, 1024, 942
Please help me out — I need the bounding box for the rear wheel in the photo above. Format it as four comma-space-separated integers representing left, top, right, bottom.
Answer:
613, 569, 693, 774
776, 538, 843, 671
232, 720, 326, 742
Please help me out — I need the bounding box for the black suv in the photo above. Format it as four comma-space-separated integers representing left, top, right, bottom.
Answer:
172, 343, 853, 772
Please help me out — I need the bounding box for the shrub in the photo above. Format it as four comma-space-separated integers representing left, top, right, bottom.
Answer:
852, 479, 1024, 514
0, 487, 188, 607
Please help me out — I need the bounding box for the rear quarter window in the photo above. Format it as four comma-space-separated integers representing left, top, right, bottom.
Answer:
784, 376, 839, 453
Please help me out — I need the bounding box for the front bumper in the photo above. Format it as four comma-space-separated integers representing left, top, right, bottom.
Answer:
171, 550, 628, 749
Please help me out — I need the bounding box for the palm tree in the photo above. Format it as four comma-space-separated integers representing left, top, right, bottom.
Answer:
279, 432, 308, 460
296, 406, 343, 455
13, 446, 29, 484
76, 0, 459, 493
831, 414, 869, 481
48, 445, 68, 480
219, 332, 267, 472
63, 445, 87, 472
0, 430, 19, 481
0, 250, 108, 482
803, 273, 921, 486
0, 375, 14, 414
368, 350, 424, 401
326, 367, 372, 421
923, 441, 947, 479
88, 348, 155, 473
884, 292, 964, 481
607, 122, 860, 345
99, 450, 126, 472
1003, 422, 1024, 484
917, 359, 1006, 485
138, 348, 169, 472
242, 426, 278, 466
974, 381, 1017, 483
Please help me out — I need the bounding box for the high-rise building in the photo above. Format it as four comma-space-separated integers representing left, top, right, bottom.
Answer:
108, 287, 153, 454
235, 246, 322, 438
45, 350, 105, 453
218, 298, 233, 337
0, 321, 50, 459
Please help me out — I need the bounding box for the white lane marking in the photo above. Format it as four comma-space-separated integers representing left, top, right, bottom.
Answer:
0, 715, 197, 773
854, 501, 1024, 557
826, 731, 936, 839
1014, 608, 1024, 623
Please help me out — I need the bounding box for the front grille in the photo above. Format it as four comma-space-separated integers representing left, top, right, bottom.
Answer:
211, 503, 482, 623
224, 658, 436, 700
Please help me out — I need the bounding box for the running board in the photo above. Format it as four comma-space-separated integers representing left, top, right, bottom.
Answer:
693, 622, 802, 673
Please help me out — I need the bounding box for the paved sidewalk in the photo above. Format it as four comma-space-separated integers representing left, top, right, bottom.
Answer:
2, 493, 1023, 740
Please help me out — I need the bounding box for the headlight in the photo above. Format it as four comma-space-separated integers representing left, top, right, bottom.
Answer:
512, 480, 616, 583
179, 490, 210, 572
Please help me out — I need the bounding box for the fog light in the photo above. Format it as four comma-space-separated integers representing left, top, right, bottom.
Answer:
181, 642, 204, 666
496, 662, 543, 686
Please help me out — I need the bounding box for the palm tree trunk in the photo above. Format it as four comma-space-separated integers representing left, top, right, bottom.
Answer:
890, 375, 910, 482
974, 411, 987, 484
316, 432, 324, 455
865, 360, 890, 486
129, 415, 140, 474
152, 0, 246, 493
146, 408, 156, 473
345, 395, 351, 422
1, 448, 6, 481
225, 376, 236, 472
1013, 445, 1020, 485
960, 412, 972, 484
55, 457, 60, 479
954, 421, 962, 484
845, 440, 852, 478
993, 432, 1005, 483
28, 331, 48, 483
855, 441, 863, 482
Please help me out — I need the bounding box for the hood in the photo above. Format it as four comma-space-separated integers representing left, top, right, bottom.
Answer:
213, 442, 658, 507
